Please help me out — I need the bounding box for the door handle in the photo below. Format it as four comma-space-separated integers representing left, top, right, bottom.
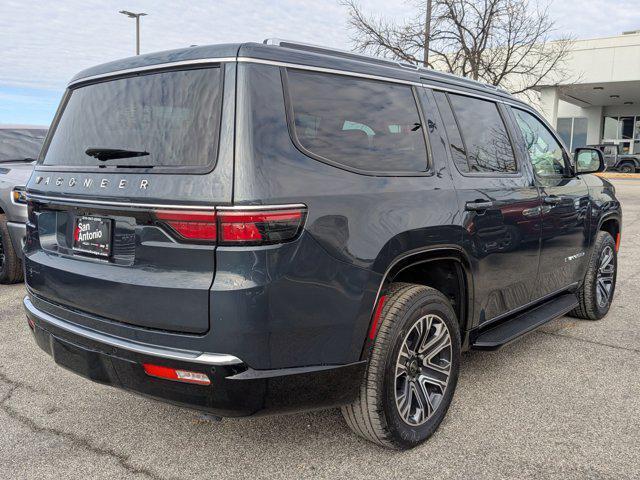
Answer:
543, 195, 562, 205
465, 201, 494, 212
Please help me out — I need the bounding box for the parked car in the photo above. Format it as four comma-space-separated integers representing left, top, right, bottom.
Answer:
23, 40, 621, 449
0, 125, 47, 283
589, 143, 640, 173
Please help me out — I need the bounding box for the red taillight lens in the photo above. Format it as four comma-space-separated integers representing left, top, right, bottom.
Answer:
154, 210, 217, 241
155, 207, 306, 245
142, 363, 211, 386
217, 209, 305, 245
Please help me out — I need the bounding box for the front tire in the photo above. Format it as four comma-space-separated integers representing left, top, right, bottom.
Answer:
341, 283, 461, 449
570, 231, 617, 320
0, 215, 23, 284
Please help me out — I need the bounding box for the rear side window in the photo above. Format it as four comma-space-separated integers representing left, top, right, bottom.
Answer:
285, 69, 428, 173
43, 67, 223, 170
446, 93, 517, 174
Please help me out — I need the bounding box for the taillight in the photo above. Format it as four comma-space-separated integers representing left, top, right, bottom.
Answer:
154, 206, 306, 245
217, 209, 305, 245
154, 210, 217, 241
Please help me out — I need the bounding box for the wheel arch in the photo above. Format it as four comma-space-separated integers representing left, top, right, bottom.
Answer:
360, 246, 474, 359
599, 214, 621, 246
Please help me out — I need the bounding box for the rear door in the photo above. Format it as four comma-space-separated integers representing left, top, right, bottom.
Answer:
431, 90, 542, 325
508, 107, 591, 299
25, 63, 234, 334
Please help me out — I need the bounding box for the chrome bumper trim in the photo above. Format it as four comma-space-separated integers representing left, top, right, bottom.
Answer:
24, 296, 243, 366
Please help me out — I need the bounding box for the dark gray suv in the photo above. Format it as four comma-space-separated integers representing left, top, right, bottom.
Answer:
24, 40, 621, 449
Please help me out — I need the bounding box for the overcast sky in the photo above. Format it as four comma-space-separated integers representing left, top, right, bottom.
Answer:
1, 0, 639, 125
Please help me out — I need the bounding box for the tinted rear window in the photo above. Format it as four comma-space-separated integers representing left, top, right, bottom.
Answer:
0, 129, 47, 161
447, 94, 517, 174
286, 69, 428, 173
43, 67, 223, 170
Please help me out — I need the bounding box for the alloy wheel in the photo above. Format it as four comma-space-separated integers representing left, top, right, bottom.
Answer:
395, 314, 452, 426
596, 245, 615, 308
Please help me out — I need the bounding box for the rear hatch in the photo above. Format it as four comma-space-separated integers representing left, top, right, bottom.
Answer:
25, 64, 232, 334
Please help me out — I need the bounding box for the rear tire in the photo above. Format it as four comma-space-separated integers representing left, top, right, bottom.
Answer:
341, 283, 460, 449
617, 162, 635, 174
569, 231, 617, 320
0, 215, 23, 284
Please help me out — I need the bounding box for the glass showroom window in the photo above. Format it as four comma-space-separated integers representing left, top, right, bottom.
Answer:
602, 115, 640, 154
557, 117, 588, 150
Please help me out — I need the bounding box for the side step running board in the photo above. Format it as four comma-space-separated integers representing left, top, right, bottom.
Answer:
471, 293, 579, 350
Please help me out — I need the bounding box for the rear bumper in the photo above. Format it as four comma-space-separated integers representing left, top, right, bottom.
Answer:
7, 221, 26, 259
24, 296, 365, 417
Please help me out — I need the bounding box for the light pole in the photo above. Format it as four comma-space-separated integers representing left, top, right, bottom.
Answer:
424, 0, 432, 67
119, 10, 147, 55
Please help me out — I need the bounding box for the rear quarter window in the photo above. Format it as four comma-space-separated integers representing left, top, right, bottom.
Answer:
284, 69, 429, 174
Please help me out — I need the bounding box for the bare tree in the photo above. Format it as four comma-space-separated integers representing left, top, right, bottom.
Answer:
343, 0, 573, 98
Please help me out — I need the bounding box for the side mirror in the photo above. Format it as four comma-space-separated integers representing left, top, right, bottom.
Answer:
574, 147, 605, 174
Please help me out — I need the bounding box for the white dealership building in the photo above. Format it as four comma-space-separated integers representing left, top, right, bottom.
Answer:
536, 31, 640, 154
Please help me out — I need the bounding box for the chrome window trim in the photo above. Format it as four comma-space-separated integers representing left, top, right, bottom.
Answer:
66, 55, 533, 112
24, 297, 243, 366
67, 57, 237, 86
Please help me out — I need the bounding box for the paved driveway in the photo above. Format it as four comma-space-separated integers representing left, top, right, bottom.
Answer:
1, 180, 639, 479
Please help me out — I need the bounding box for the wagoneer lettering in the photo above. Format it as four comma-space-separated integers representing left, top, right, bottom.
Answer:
24, 39, 621, 450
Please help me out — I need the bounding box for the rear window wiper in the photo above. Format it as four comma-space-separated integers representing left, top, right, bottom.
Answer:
85, 148, 150, 161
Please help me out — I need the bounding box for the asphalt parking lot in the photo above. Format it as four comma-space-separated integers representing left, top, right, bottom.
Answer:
1, 179, 639, 480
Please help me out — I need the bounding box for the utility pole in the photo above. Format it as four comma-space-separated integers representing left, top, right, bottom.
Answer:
424, 0, 432, 67
119, 10, 147, 55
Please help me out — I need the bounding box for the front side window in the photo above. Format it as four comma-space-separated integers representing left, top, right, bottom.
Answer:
513, 109, 566, 176
286, 69, 428, 173
447, 94, 517, 173
43, 67, 223, 169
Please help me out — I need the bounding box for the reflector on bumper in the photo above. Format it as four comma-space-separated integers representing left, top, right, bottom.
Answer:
142, 363, 211, 385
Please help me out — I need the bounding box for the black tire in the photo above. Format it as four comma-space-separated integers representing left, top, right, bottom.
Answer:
569, 231, 617, 320
341, 283, 461, 449
617, 162, 634, 174
0, 215, 23, 284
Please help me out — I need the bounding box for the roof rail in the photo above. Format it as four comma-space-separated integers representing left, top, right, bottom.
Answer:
263, 38, 513, 96
263, 38, 414, 70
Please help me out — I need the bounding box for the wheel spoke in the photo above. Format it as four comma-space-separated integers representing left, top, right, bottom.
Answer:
422, 328, 451, 365
409, 382, 426, 424
396, 379, 411, 420
418, 366, 449, 390
417, 377, 444, 417
416, 315, 433, 353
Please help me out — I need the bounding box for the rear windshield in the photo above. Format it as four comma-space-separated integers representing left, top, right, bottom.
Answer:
43, 67, 223, 170
0, 129, 47, 161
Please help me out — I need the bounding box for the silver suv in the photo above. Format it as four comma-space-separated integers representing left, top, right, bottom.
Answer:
0, 125, 47, 283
